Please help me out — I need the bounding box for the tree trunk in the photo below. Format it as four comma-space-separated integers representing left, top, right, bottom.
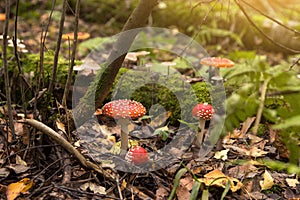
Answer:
72, 0, 158, 127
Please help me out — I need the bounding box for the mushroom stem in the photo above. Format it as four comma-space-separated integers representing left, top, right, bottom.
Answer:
196, 119, 206, 146
214, 67, 221, 77
118, 118, 130, 152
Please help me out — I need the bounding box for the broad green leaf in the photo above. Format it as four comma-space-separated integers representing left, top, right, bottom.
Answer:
221, 180, 231, 200
273, 115, 300, 129
178, 119, 198, 131
168, 168, 187, 200
190, 181, 201, 200
201, 189, 209, 200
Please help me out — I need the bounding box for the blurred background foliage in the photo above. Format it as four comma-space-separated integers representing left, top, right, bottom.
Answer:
8, 0, 300, 54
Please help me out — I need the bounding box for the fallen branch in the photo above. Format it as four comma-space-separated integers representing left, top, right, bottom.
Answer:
18, 118, 115, 181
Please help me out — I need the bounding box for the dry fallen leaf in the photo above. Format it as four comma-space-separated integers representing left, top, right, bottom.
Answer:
0, 13, 6, 21
240, 117, 256, 135
14, 122, 24, 136
62, 32, 90, 40
180, 174, 194, 191
268, 126, 278, 144
74, 140, 81, 147
286, 178, 299, 188
248, 134, 263, 144
16, 155, 27, 166
227, 164, 258, 179
6, 178, 33, 200
150, 111, 172, 127
214, 149, 229, 161
94, 108, 102, 115
249, 146, 268, 157
156, 186, 169, 200
176, 184, 190, 200
199, 169, 243, 192
80, 182, 106, 194
0, 168, 10, 178
7, 155, 30, 174
56, 121, 66, 134
223, 145, 267, 158
260, 170, 274, 190
88, 182, 106, 194
121, 179, 127, 190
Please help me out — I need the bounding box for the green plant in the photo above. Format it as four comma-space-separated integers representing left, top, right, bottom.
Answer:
223, 54, 300, 164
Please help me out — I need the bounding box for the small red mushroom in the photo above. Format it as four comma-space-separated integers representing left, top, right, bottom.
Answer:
125, 146, 148, 165
102, 99, 146, 151
192, 103, 214, 146
200, 57, 234, 69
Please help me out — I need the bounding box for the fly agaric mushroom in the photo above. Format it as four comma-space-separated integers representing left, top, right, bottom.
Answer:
0, 13, 6, 21
125, 146, 148, 165
192, 103, 214, 146
200, 57, 234, 84
62, 32, 90, 41
102, 99, 146, 151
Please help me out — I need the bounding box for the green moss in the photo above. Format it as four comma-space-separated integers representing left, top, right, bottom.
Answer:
0, 50, 80, 105
107, 70, 211, 125
255, 124, 268, 137
265, 96, 286, 109
191, 82, 211, 104
21, 51, 78, 85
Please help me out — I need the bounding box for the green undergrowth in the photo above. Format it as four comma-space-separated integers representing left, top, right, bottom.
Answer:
0, 50, 79, 104
106, 69, 211, 126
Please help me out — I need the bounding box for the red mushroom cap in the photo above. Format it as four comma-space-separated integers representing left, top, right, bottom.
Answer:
192, 103, 214, 120
102, 99, 146, 120
125, 146, 148, 165
200, 57, 234, 68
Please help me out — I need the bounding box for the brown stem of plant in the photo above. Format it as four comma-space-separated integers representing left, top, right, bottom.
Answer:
3, 0, 15, 137
252, 75, 271, 136
62, 0, 81, 108
73, 0, 158, 127
12, 0, 28, 119
48, 0, 67, 93
18, 118, 115, 182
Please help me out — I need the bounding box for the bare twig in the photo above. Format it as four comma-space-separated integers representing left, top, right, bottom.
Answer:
3, 0, 15, 136
62, 0, 81, 107
239, 0, 300, 35
34, 0, 56, 118
289, 57, 300, 70
191, 0, 217, 13
252, 75, 271, 136
180, 0, 218, 57
39, 0, 56, 87
48, 0, 67, 93
12, 0, 27, 118
234, 0, 300, 54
